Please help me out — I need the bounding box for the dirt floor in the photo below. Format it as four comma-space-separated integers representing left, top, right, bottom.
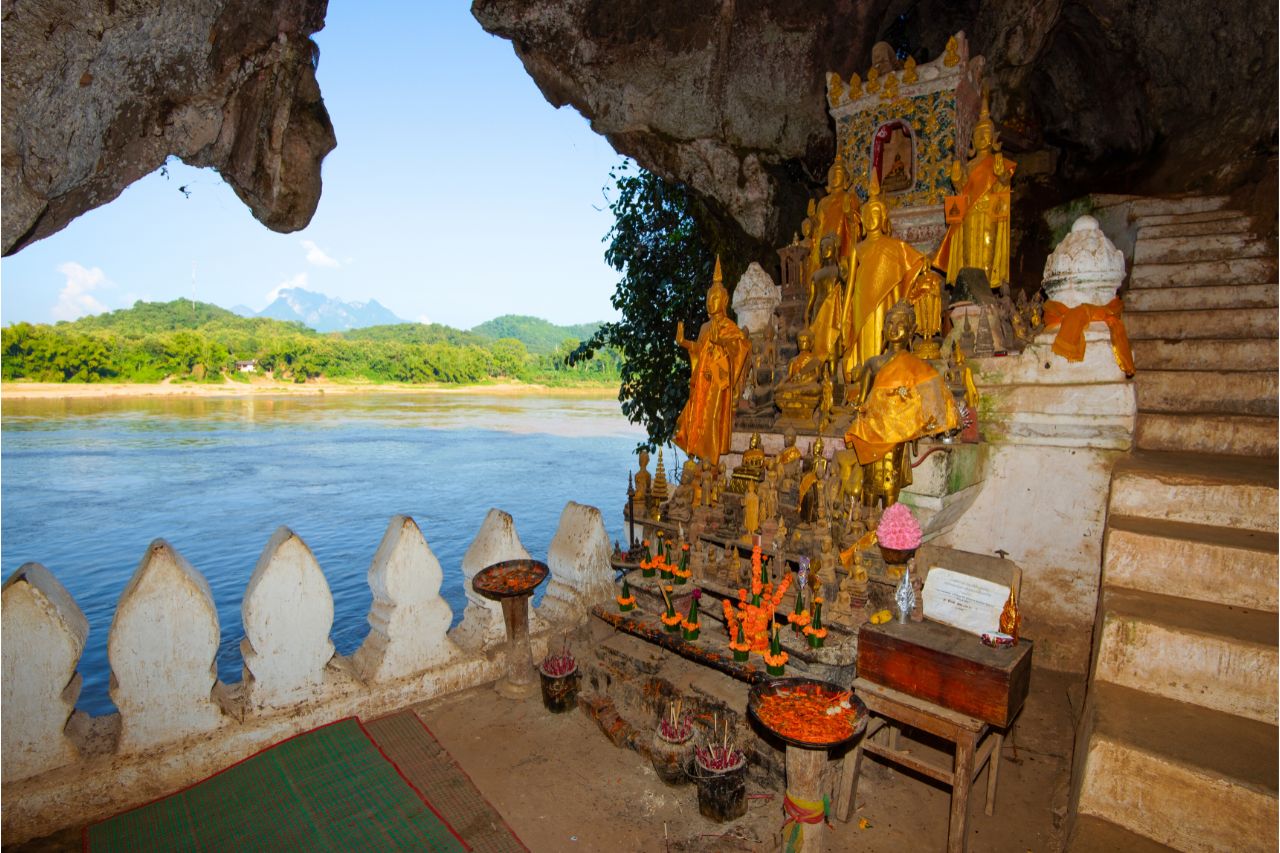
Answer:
415, 662, 1083, 852
9, 645, 1083, 853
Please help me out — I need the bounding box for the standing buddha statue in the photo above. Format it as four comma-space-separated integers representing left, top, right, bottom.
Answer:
807, 159, 862, 289
840, 176, 933, 381
935, 91, 1016, 290
674, 257, 751, 468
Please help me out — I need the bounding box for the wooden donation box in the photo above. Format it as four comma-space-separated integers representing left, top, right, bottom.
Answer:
856, 545, 1032, 727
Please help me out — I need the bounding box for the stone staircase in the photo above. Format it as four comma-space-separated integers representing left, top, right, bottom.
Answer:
1069, 196, 1280, 852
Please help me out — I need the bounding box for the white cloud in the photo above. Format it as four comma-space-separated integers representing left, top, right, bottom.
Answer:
416, 313, 432, 325
264, 271, 308, 306
301, 239, 340, 268
52, 262, 110, 321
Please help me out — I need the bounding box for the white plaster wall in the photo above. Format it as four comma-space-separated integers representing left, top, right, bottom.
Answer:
537, 501, 615, 624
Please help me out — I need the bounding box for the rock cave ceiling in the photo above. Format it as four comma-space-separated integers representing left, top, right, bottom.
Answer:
3, 0, 1276, 280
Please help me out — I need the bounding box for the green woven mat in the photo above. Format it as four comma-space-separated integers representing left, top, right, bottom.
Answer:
86, 718, 468, 852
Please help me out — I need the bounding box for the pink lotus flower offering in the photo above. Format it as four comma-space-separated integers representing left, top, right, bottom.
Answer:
876, 503, 922, 550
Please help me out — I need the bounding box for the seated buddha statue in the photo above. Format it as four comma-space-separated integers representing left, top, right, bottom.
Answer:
774, 331, 824, 422
844, 300, 959, 509
728, 432, 769, 494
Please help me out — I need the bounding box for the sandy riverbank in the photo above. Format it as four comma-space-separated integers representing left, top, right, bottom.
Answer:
0, 379, 620, 401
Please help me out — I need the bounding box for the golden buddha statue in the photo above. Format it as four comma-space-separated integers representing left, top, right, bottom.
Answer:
808, 159, 861, 287
774, 330, 824, 422
845, 301, 959, 509
805, 233, 846, 371
935, 91, 1016, 289
632, 449, 651, 509
674, 257, 751, 467
840, 176, 933, 381
728, 432, 769, 493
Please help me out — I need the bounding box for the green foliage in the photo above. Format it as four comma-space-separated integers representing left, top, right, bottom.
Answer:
470, 315, 602, 356
2, 300, 620, 388
570, 161, 716, 449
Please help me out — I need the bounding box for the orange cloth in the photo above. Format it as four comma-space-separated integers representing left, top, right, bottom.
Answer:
845, 352, 960, 464
1042, 298, 1135, 376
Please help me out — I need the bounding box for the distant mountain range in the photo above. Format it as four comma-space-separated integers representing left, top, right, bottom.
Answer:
239, 287, 404, 332
216, 288, 602, 355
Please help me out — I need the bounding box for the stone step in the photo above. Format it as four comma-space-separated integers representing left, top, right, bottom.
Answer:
1129, 256, 1278, 289
1109, 450, 1278, 533
1134, 233, 1273, 265
1067, 815, 1179, 853
1136, 215, 1255, 239
1104, 515, 1279, 612
1075, 683, 1278, 853
1130, 337, 1279, 372
1125, 195, 1230, 218
1136, 412, 1279, 457
1124, 307, 1277, 340
1135, 369, 1277, 416
1132, 208, 1250, 229
1094, 587, 1278, 723
1124, 282, 1277, 312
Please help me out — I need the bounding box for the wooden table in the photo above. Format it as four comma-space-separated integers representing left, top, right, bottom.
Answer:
837, 677, 1010, 853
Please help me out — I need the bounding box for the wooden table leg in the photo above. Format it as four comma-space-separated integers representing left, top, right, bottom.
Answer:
495, 594, 537, 699
985, 730, 1003, 816
785, 745, 828, 853
836, 717, 882, 822
948, 730, 975, 853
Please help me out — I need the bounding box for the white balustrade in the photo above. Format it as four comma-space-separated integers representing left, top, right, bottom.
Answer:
353, 515, 459, 682
241, 528, 337, 710
537, 501, 614, 623
1, 564, 88, 783
4, 507, 616, 840
108, 540, 226, 752
453, 508, 533, 650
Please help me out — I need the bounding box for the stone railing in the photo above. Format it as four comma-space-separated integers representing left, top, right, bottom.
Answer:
1, 501, 615, 844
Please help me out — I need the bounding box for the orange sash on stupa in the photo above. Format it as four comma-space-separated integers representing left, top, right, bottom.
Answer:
1042, 298, 1135, 376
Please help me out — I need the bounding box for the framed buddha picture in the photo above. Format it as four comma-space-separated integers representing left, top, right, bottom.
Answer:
871, 120, 915, 195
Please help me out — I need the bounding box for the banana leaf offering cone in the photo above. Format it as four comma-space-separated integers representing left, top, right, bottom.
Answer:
682, 589, 702, 640
617, 578, 636, 612
764, 624, 789, 676
732, 624, 750, 662
804, 597, 829, 648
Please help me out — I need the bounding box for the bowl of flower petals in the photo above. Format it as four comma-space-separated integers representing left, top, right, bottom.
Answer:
748, 678, 867, 749
472, 559, 549, 601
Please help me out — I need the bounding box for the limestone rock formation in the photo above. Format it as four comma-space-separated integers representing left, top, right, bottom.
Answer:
474, 0, 1277, 256
1, 0, 336, 256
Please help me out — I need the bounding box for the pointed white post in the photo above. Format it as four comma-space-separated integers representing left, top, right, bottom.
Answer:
353, 515, 459, 683
1, 564, 88, 783
537, 501, 615, 624
454, 509, 533, 650
108, 540, 225, 751
241, 528, 336, 711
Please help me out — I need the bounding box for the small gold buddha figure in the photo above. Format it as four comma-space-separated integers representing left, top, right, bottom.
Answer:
935, 90, 1016, 290
729, 432, 769, 494
760, 462, 780, 525
741, 481, 761, 542
840, 176, 934, 378
775, 331, 825, 422
845, 300, 959, 510
674, 257, 751, 468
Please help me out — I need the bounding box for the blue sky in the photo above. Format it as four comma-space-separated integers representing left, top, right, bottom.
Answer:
0, 4, 625, 329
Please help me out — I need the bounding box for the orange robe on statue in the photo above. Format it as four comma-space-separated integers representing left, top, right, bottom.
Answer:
845, 352, 960, 464
674, 315, 750, 465
841, 236, 932, 373
935, 153, 1016, 287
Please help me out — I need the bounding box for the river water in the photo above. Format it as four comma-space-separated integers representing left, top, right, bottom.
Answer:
1, 391, 647, 716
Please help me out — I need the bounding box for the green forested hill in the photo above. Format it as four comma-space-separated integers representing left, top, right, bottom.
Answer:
469, 315, 602, 355
2, 300, 620, 386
